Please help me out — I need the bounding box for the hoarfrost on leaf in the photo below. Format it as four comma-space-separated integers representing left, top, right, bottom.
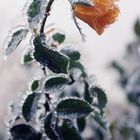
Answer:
69, 68, 82, 81
90, 86, 107, 112
69, 0, 92, 6
44, 112, 61, 140
4, 26, 29, 56
33, 34, 70, 74
31, 80, 39, 91
52, 32, 65, 44
23, 0, 47, 29
22, 48, 34, 64
56, 97, 93, 119
44, 74, 71, 94
61, 46, 81, 61
69, 61, 87, 77
22, 93, 40, 122
5, 92, 27, 127
77, 117, 86, 132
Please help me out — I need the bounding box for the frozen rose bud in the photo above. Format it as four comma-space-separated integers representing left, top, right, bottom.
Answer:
73, 0, 119, 35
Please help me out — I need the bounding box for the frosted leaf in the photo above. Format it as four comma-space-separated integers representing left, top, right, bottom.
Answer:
4, 26, 29, 56
33, 34, 70, 74
22, 93, 41, 122
60, 120, 82, 140
23, 0, 47, 29
52, 32, 65, 44
90, 86, 107, 113
5, 102, 20, 127
5, 92, 26, 127
44, 74, 71, 94
44, 112, 61, 140
9, 92, 27, 116
69, 0, 92, 6
61, 45, 81, 61
84, 81, 93, 104
31, 80, 39, 91
76, 117, 86, 132
69, 68, 82, 81
22, 48, 34, 64
69, 61, 87, 77
56, 97, 93, 119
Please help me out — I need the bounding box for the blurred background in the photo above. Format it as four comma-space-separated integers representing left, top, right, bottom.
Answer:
0, 0, 140, 139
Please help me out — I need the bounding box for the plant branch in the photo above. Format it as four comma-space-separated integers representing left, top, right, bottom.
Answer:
72, 13, 86, 42
40, 0, 55, 33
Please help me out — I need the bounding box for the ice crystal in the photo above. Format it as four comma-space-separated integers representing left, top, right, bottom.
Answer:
4, 26, 29, 56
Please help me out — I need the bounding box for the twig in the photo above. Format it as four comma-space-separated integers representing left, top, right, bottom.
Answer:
68, 0, 86, 42
40, 0, 55, 33
72, 13, 86, 42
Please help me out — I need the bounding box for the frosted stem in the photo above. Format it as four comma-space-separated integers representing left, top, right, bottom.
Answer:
40, 0, 55, 33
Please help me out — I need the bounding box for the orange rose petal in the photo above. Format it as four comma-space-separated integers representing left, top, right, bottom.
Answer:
73, 0, 119, 35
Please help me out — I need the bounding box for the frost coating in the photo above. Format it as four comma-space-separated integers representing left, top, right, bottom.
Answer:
69, 68, 82, 81
56, 97, 93, 119
44, 74, 71, 94
69, 0, 92, 6
5, 92, 26, 127
22, 47, 34, 64
4, 26, 29, 56
23, 0, 48, 29
22, 93, 41, 122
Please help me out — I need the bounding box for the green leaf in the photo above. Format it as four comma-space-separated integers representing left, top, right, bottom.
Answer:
44, 113, 60, 140
44, 75, 70, 94
25, 0, 47, 28
56, 97, 93, 119
33, 35, 70, 74
91, 112, 107, 130
61, 48, 81, 61
84, 81, 93, 104
31, 80, 39, 91
111, 61, 124, 75
69, 61, 87, 77
22, 93, 40, 122
77, 118, 86, 132
10, 124, 42, 140
134, 19, 140, 38
60, 120, 82, 140
23, 50, 33, 64
52, 33, 65, 44
27, 0, 41, 20
111, 61, 127, 87
90, 87, 107, 112
4, 26, 29, 56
